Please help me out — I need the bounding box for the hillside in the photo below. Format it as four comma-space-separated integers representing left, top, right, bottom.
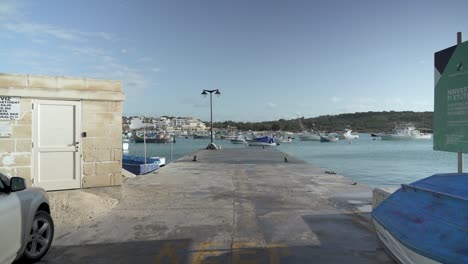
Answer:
213, 111, 433, 132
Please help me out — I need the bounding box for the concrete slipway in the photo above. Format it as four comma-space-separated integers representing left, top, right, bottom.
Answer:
39, 148, 393, 264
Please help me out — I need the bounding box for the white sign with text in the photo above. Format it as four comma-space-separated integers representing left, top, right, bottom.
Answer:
0, 97, 20, 120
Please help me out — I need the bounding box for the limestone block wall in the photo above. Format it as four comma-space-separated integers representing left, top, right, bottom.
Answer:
81, 101, 123, 187
0, 73, 125, 189
0, 99, 33, 185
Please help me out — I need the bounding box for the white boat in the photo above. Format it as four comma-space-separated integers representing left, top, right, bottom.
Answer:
320, 135, 339, 142
371, 174, 468, 264
277, 136, 293, 143
380, 124, 432, 140
230, 135, 247, 144
122, 142, 129, 152
338, 129, 359, 140
150, 156, 166, 167
298, 132, 321, 141
373, 220, 439, 264
247, 141, 277, 146
247, 136, 277, 146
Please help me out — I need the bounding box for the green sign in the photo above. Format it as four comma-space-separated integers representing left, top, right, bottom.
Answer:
434, 41, 468, 152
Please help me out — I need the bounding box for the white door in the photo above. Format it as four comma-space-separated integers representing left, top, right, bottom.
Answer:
0, 181, 22, 264
33, 100, 81, 191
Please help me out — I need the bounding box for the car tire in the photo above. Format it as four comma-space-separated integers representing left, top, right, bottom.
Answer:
20, 210, 54, 263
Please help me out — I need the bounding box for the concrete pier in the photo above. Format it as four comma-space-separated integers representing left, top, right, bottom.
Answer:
42, 148, 392, 263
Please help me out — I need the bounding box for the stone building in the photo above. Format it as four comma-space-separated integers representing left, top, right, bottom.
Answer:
0, 73, 125, 191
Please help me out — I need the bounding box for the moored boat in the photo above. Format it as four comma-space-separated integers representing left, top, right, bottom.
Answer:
380, 124, 432, 140
338, 129, 359, 140
230, 135, 247, 144
277, 136, 293, 143
247, 136, 277, 146
298, 132, 321, 141
372, 173, 468, 264
134, 132, 172, 143
220, 135, 238, 140
320, 135, 339, 142
122, 155, 163, 175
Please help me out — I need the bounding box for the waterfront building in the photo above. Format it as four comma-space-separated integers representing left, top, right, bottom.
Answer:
0, 73, 125, 191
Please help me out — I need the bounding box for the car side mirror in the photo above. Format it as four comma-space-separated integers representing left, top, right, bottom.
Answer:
10, 177, 26, 192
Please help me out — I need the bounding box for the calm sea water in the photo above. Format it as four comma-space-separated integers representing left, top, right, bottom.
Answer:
126, 134, 466, 188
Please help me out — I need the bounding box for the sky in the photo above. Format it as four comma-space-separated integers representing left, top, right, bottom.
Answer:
1, 0, 467, 121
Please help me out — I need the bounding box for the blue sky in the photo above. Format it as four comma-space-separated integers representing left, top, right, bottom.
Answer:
1, 0, 467, 121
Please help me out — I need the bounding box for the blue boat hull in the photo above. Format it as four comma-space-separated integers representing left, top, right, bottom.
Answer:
372, 173, 468, 264
122, 155, 161, 175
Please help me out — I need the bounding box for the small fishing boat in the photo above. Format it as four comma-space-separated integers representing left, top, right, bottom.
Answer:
298, 132, 321, 141
372, 173, 468, 264
220, 135, 238, 140
277, 136, 293, 143
122, 155, 163, 175
338, 129, 359, 140
134, 132, 172, 143
230, 135, 247, 144
320, 135, 339, 142
247, 136, 277, 146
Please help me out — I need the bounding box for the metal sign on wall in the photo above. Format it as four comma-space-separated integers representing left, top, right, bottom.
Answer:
0, 96, 20, 120
434, 41, 468, 152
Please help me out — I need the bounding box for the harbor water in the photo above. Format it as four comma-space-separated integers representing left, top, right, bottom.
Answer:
125, 134, 466, 188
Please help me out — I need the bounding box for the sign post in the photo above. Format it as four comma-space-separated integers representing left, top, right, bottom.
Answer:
434, 32, 468, 173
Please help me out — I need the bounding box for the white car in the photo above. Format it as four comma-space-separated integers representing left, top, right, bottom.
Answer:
0, 173, 54, 264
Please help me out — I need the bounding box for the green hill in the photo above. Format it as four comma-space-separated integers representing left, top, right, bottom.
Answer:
213, 111, 433, 132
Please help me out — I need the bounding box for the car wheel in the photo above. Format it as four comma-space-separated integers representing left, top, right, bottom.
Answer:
21, 210, 54, 262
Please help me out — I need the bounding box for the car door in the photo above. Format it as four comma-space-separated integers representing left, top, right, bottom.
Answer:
0, 177, 22, 264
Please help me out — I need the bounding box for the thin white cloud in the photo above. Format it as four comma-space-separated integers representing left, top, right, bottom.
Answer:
70, 47, 108, 57
152, 68, 161, 73
330, 96, 342, 103
267, 102, 277, 108
138, 57, 153, 62
121, 49, 127, 53
93, 61, 148, 89
4, 22, 80, 40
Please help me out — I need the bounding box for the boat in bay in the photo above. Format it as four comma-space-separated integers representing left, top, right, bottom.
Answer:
230, 135, 247, 144
277, 136, 293, 143
134, 132, 173, 143
298, 132, 321, 141
372, 173, 468, 264
380, 123, 432, 140
338, 129, 359, 140
247, 136, 277, 146
220, 135, 238, 140
320, 135, 339, 142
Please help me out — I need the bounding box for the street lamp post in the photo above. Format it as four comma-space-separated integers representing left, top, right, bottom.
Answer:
201, 89, 221, 144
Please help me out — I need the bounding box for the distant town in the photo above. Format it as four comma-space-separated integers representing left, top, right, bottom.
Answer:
122, 116, 209, 134
122, 111, 433, 134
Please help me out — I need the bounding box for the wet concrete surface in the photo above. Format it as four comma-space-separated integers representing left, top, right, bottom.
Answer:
38, 148, 393, 264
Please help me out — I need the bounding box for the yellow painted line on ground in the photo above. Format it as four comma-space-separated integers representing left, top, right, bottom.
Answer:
152, 241, 293, 263
153, 241, 190, 264
192, 242, 225, 264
